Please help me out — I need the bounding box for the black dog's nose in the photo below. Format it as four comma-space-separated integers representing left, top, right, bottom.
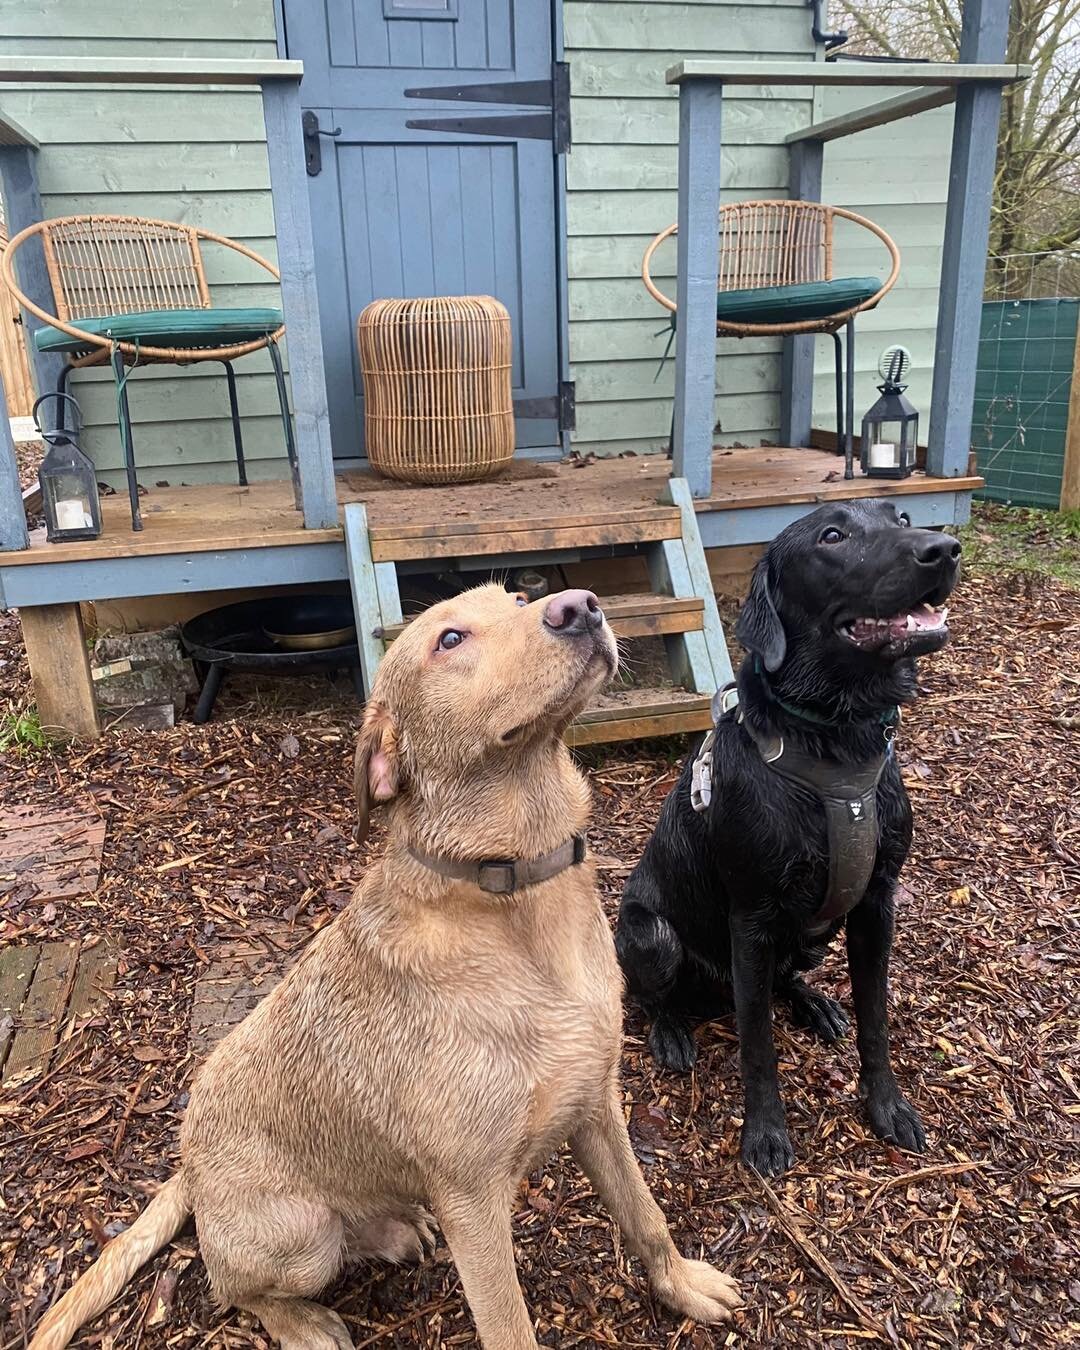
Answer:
913, 531, 961, 566
543, 588, 603, 636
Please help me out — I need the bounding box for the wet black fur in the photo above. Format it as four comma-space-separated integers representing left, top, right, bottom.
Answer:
615, 499, 960, 1174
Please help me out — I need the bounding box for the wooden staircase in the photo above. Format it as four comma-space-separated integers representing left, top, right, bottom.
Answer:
345, 477, 732, 745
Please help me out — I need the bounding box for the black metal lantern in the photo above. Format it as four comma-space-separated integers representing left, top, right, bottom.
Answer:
35, 392, 102, 543
861, 346, 918, 479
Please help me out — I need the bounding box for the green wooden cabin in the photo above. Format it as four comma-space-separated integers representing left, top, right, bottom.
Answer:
2, 0, 955, 484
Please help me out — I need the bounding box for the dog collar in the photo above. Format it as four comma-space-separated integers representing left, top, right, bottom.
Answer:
753, 657, 899, 731
406, 833, 587, 895
691, 686, 893, 934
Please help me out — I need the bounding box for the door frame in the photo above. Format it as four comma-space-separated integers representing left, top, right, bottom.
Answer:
272, 0, 572, 460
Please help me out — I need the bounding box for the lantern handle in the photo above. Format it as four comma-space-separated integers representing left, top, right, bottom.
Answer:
32, 390, 84, 441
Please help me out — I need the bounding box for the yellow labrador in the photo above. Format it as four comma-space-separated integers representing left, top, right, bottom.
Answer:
31, 584, 741, 1350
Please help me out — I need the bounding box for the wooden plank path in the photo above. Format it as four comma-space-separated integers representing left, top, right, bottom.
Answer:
189, 923, 305, 1059
0, 941, 117, 1086
0, 804, 106, 902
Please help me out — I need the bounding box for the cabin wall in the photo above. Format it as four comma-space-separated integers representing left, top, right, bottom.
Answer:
0, 0, 284, 488
814, 85, 954, 444
564, 0, 818, 458
1, 0, 954, 481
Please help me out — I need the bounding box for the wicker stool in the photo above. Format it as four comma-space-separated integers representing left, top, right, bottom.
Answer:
357, 295, 514, 484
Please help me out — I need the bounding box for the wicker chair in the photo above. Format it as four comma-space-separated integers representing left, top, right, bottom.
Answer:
1, 214, 295, 531
642, 200, 900, 476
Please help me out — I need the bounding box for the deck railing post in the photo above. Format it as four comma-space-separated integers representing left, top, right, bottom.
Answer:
780, 137, 824, 448
0, 143, 67, 409
671, 78, 723, 500
927, 0, 1008, 477
261, 76, 338, 530
0, 363, 29, 553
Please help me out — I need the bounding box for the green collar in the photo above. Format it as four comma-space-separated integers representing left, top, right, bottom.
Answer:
753, 658, 899, 730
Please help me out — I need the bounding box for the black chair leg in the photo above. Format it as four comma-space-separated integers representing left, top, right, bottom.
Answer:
110, 345, 143, 532
222, 360, 248, 487
832, 330, 844, 462
268, 338, 301, 509
844, 317, 856, 480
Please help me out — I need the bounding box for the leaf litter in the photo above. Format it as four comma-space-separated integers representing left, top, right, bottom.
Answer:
0, 563, 1077, 1348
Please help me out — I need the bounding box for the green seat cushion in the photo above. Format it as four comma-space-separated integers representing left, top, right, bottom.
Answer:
715, 276, 882, 325
34, 306, 283, 353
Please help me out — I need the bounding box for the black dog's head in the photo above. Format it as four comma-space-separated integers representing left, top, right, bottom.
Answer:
736, 499, 960, 712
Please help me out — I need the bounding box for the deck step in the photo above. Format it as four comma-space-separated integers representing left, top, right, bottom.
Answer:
566, 687, 712, 747
380, 591, 704, 644
367, 506, 682, 563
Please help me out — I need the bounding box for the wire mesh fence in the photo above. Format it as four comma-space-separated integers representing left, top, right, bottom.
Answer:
972, 296, 1078, 508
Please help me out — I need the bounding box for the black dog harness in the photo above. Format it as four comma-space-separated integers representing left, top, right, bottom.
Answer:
691, 686, 897, 936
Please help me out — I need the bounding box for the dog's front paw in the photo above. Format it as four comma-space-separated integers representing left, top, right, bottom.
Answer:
861, 1080, 927, 1153
654, 1257, 742, 1324
740, 1117, 795, 1175
786, 983, 849, 1044
647, 1013, 697, 1073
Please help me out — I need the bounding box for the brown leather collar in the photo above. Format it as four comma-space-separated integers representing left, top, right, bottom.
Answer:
407, 833, 587, 895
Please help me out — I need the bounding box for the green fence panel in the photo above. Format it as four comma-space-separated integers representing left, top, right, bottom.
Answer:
972, 298, 1078, 508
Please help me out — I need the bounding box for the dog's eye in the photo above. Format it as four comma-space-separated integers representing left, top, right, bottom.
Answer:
514, 594, 528, 607
897, 512, 911, 528
819, 527, 845, 545
437, 629, 466, 652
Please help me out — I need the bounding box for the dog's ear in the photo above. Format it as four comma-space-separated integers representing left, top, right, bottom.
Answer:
353, 701, 400, 845
736, 559, 786, 672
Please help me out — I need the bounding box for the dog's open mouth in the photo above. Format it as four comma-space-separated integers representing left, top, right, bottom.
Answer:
840, 602, 949, 649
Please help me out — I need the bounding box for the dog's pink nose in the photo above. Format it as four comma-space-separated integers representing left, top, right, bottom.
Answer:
543, 588, 603, 637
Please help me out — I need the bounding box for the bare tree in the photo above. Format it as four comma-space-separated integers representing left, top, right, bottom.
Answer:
833, 0, 1080, 298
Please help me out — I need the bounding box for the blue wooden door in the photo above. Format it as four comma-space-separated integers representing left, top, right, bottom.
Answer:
283, 0, 566, 463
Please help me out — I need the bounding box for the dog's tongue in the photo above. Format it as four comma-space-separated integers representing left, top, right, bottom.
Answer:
850, 604, 948, 643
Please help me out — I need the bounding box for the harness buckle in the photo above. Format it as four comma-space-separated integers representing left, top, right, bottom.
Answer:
690, 730, 714, 813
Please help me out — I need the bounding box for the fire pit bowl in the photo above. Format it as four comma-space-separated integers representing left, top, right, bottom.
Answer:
180, 594, 363, 723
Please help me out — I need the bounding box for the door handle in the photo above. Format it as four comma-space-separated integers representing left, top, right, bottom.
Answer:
303, 111, 342, 177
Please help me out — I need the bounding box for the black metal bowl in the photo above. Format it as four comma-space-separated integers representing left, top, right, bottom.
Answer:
180, 595, 360, 673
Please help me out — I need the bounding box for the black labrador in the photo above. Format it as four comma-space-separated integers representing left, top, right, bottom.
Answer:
615, 499, 960, 1174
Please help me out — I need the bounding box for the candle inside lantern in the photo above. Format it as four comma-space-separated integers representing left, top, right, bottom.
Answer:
868, 441, 896, 469
55, 498, 88, 531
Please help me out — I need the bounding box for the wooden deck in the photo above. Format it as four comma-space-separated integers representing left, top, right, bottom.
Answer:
6, 448, 982, 569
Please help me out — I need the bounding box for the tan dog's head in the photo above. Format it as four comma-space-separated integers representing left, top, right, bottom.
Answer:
354, 584, 617, 847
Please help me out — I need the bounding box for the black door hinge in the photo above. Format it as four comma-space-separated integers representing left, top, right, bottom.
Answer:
404, 62, 570, 155
512, 381, 574, 433
303, 110, 342, 177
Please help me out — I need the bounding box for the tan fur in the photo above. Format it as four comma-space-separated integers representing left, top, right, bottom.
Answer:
30, 586, 741, 1350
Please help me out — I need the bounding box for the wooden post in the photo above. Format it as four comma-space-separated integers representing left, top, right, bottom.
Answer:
20, 603, 101, 742
1061, 314, 1080, 512
0, 144, 67, 408
260, 77, 339, 531
927, 0, 1008, 478
0, 364, 29, 552
780, 138, 824, 448
671, 79, 723, 499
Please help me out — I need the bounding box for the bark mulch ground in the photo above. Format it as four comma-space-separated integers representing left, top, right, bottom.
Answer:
1, 560, 1078, 1349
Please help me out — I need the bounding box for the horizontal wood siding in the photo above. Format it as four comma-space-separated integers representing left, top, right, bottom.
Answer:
565, 0, 817, 458
815, 85, 953, 442
0, 0, 284, 487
